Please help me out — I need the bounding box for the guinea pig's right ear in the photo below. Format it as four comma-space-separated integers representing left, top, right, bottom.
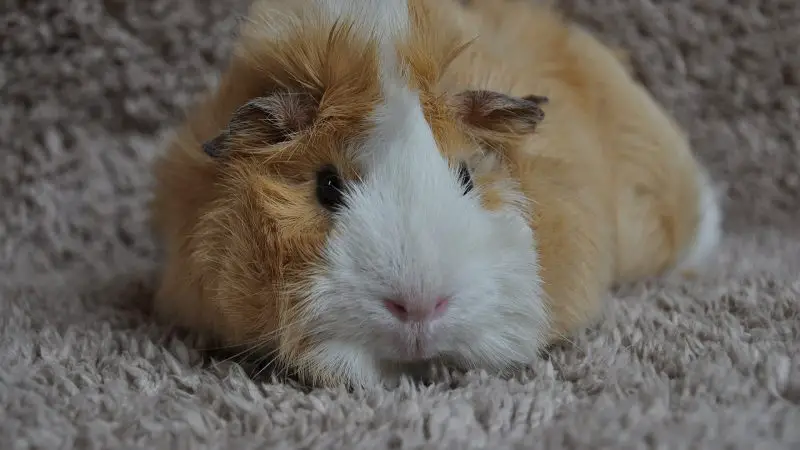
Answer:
202, 91, 318, 159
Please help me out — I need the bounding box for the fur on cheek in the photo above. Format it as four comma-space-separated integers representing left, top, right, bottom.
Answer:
228, 171, 382, 387
187, 162, 335, 367
467, 150, 532, 218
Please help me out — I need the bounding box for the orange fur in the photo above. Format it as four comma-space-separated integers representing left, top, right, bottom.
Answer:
150, 0, 717, 385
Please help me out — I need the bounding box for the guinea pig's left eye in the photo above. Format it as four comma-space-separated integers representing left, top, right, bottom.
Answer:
457, 162, 473, 195
316, 164, 345, 211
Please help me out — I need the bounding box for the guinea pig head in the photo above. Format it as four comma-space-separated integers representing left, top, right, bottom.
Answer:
197, 0, 550, 387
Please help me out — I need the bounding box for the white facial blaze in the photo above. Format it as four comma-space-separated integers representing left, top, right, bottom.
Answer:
351, 86, 473, 302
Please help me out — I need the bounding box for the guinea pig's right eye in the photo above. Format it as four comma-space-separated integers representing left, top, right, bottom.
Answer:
316, 165, 345, 212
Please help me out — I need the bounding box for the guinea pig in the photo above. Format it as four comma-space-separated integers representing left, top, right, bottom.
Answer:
149, 0, 721, 388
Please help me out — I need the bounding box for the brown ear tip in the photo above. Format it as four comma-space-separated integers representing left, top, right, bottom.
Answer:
202, 134, 227, 158
522, 94, 549, 105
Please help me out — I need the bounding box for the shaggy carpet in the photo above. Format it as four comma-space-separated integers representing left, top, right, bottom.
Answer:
2, 0, 799, 448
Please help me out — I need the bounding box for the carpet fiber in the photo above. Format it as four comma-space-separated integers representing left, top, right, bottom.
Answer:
2, 0, 799, 448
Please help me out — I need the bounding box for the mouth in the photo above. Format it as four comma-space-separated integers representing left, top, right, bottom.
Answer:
390, 335, 439, 362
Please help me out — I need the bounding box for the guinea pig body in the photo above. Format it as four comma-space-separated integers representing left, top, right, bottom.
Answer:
150, 0, 721, 387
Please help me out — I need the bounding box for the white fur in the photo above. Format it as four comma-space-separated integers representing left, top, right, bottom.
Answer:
300, 58, 546, 386
315, 0, 410, 42
243, 0, 410, 47
675, 167, 723, 273
315, 0, 411, 81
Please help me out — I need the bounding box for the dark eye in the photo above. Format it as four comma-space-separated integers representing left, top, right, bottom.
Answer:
316, 165, 345, 211
457, 162, 473, 195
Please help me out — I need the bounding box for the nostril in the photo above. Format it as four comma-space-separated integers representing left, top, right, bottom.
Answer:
434, 297, 449, 314
384, 299, 408, 320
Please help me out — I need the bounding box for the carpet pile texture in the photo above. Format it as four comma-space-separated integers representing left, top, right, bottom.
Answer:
2, 0, 799, 448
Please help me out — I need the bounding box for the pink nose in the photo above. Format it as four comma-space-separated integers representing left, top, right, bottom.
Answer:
384, 297, 449, 323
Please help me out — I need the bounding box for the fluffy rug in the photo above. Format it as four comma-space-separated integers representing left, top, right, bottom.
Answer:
2, 0, 799, 448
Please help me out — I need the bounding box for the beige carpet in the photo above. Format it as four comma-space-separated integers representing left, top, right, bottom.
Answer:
2, 0, 799, 448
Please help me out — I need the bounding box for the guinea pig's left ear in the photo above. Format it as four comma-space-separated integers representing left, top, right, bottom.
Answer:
451, 90, 548, 136
202, 91, 318, 159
